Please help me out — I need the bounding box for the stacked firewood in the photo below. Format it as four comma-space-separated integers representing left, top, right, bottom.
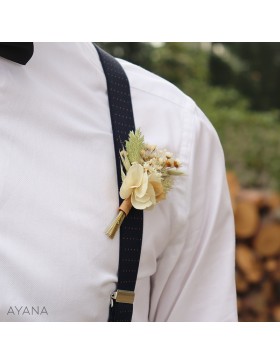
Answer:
227, 172, 280, 322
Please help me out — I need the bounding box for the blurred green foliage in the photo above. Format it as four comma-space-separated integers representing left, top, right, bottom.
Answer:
210, 43, 280, 111
97, 43, 280, 191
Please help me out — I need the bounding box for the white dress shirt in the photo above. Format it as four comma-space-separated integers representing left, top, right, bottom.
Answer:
0, 42, 238, 321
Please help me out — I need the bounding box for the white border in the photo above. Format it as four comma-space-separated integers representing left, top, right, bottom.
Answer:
0, 323, 279, 364
0, 0, 279, 41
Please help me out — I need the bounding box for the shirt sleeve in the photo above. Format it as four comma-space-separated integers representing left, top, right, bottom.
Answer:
148, 104, 238, 322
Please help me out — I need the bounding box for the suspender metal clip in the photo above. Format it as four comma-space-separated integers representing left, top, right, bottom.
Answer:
110, 290, 135, 307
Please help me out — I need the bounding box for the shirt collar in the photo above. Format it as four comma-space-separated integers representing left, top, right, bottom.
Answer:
0, 42, 34, 65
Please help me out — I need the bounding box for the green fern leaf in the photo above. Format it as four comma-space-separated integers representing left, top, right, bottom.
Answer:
125, 128, 145, 163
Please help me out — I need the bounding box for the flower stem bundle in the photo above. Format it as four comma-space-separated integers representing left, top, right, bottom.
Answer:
106, 199, 132, 239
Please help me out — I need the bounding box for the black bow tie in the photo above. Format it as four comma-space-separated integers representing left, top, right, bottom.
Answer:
0, 42, 34, 65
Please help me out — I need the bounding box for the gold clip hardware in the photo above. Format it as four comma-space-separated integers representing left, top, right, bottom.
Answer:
110, 290, 135, 307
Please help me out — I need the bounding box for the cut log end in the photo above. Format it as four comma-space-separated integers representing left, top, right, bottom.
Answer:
253, 223, 280, 257
235, 201, 260, 239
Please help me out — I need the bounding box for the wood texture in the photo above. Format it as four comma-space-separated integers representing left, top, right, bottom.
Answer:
227, 172, 280, 322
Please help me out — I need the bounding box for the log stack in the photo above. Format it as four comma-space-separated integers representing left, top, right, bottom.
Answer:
227, 172, 280, 322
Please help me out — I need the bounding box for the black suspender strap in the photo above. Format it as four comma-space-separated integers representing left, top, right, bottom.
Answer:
94, 44, 144, 322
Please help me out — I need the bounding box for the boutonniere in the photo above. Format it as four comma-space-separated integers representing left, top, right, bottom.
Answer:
106, 128, 185, 238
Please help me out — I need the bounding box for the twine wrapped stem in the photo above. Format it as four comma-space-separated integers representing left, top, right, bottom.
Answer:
106, 198, 133, 239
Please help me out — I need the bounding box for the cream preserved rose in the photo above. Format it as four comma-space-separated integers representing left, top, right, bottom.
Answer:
120, 163, 165, 210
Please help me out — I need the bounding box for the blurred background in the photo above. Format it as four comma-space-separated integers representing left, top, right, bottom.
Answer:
98, 42, 280, 322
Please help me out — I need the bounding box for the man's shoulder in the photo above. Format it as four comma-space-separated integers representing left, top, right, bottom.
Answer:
117, 57, 220, 145
117, 58, 196, 113
116, 56, 224, 164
